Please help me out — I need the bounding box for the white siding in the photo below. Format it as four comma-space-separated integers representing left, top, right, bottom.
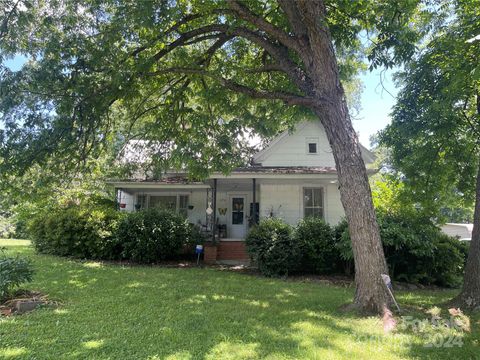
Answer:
441, 224, 472, 240
325, 183, 344, 224
260, 183, 302, 225
118, 191, 134, 211
255, 122, 336, 167
259, 180, 344, 226
254, 120, 374, 167
188, 190, 207, 224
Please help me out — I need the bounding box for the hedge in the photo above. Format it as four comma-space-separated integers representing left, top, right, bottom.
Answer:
246, 212, 467, 287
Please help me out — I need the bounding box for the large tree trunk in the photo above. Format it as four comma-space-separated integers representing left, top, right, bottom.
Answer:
297, 0, 391, 314
455, 163, 480, 309
312, 104, 391, 314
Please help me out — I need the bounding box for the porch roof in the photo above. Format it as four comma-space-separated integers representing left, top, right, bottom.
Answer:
107, 166, 375, 188
108, 176, 210, 190
231, 166, 337, 174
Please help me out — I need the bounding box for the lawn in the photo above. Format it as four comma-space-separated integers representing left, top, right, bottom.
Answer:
0, 239, 478, 359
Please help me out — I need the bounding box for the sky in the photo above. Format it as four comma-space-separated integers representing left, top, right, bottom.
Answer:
4, 55, 398, 149
354, 68, 398, 147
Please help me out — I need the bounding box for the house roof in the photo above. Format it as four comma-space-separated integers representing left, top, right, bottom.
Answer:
107, 166, 379, 189
252, 121, 376, 165
112, 176, 200, 184
231, 166, 337, 174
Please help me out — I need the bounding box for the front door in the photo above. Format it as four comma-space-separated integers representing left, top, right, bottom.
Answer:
229, 196, 247, 238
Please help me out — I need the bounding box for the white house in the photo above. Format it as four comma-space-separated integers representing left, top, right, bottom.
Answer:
108, 121, 375, 263
441, 223, 473, 241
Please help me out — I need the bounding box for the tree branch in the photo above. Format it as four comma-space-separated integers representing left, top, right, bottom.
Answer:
245, 64, 285, 73
148, 23, 312, 96
148, 67, 316, 107
277, 0, 308, 38
226, 0, 301, 53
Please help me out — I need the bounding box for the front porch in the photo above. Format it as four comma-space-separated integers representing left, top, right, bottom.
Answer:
110, 169, 344, 264
114, 177, 259, 244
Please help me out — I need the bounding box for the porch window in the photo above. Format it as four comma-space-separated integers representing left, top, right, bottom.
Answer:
179, 195, 189, 217
135, 194, 148, 210
142, 194, 190, 216
303, 188, 324, 218
150, 195, 177, 210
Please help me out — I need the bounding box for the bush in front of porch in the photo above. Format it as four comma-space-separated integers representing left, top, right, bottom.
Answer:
246, 217, 336, 277
116, 208, 193, 263
245, 218, 299, 277
28, 203, 205, 263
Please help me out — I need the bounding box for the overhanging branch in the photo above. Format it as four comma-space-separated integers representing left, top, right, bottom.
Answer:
227, 0, 301, 53
148, 67, 315, 107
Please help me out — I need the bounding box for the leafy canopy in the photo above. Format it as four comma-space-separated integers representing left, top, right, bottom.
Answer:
1, 0, 438, 181
380, 0, 480, 216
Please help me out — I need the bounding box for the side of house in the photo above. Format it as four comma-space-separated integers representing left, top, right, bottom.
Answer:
441, 223, 473, 241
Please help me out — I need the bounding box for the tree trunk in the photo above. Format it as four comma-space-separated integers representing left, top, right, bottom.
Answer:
312, 104, 390, 314
455, 163, 480, 309
297, 0, 391, 314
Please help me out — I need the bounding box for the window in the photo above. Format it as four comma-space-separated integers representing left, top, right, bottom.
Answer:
306, 137, 319, 154
303, 188, 324, 218
135, 194, 148, 210
179, 195, 189, 217
150, 195, 177, 210
231, 197, 244, 225
145, 194, 189, 217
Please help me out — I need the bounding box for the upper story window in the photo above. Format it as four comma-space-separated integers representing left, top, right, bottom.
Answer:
306, 137, 319, 154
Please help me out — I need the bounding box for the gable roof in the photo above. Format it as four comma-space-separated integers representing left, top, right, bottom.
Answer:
253, 120, 375, 165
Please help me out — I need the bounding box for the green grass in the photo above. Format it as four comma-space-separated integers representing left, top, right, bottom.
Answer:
0, 239, 479, 359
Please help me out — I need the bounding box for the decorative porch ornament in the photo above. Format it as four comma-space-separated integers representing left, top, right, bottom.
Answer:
206, 202, 213, 215
218, 208, 227, 216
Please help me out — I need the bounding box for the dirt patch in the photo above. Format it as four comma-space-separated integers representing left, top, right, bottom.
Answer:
0, 290, 58, 316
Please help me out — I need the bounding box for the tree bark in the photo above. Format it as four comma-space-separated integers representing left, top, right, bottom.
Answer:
297, 0, 391, 314
454, 162, 480, 309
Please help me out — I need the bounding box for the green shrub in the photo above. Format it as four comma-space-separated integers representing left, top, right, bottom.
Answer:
431, 234, 468, 287
335, 211, 467, 287
0, 249, 34, 300
29, 204, 122, 259
295, 217, 339, 274
116, 208, 192, 263
245, 218, 299, 276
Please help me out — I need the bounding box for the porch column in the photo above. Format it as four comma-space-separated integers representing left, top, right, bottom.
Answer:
252, 178, 257, 225
212, 178, 217, 242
